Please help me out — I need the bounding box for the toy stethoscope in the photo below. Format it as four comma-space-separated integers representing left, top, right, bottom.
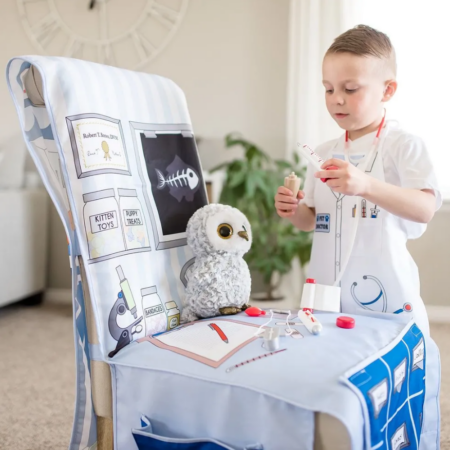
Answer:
351, 275, 387, 312
333, 110, 386, 287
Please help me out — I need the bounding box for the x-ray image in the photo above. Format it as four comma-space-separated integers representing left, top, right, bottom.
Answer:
130, 123, 208, 250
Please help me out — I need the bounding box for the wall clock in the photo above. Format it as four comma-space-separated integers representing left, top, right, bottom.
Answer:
17, 0, 189, 69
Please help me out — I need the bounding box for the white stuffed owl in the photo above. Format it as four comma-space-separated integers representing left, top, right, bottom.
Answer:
181, 204, 252, 322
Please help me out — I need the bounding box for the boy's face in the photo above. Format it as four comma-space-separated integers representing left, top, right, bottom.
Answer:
322, 52, 393, 134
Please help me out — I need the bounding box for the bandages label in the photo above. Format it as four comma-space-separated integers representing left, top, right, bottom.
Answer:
413, 338, 425, 371
391, 423, 409, 450
144, 304, 164, 318
368, 378, 388, 419
394, 358, 407, 393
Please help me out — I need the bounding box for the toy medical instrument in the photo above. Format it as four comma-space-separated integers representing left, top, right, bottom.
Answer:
298, 309, 322, 335
298, 144, 338, 183
300, 278, 340, 314
225, 348, 287, 373
209, 323, 229, 343
284, 311, 295, 336
300, 278, 316, 310
252, 309, 303, 343
272, 309, 291, 315
254, 309, 274, 336
297, 143, 324, 171
262, 327, 280, 351
320, 165, 339, 182
284, 172, 301, 198
336, 316, 355, 329
245, 306, 266, 317
288, 329, 303, 339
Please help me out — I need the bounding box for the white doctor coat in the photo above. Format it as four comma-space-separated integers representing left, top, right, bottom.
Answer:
302, 121, 442, 335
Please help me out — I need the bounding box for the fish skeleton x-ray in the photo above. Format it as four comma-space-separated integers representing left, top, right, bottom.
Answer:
155, 155, 200, 202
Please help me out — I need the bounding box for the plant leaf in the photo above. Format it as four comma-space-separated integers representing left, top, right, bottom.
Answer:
218, 132, 314, 281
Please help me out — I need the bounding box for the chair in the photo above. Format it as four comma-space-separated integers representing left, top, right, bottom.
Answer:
7, 56, 440, 450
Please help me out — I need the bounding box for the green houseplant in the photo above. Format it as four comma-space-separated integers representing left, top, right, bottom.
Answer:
211, 133, 312, 300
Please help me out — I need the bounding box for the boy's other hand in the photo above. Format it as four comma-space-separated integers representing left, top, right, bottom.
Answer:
314, 158, 371, 196
274, 186, 305, 218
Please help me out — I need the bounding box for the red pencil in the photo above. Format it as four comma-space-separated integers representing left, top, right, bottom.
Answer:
208, 323, 228, 343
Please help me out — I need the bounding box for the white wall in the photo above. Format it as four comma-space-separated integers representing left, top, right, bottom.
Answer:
408, 205, 450, 308
2, 0, 447, 308
0, 0, 290, 289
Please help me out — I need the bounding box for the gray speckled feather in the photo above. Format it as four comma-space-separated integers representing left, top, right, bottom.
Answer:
181, 204, 252, 322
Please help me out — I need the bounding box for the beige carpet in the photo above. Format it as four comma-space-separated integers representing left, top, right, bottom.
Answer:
0, 301, 449, 450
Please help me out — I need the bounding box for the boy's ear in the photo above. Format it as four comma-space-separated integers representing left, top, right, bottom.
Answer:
382, 80, 397, 102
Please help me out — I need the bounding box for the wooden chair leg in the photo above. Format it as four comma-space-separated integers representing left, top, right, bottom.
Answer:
97, 416, 114, 450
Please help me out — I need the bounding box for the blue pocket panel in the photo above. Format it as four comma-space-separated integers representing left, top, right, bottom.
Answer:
347, 324, 426, 450
132, 416, 262, 450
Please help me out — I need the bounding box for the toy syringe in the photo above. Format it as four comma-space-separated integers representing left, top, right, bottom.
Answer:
297, 143, 324, 170
298, 143, 338, 183
225, 348, 287, 373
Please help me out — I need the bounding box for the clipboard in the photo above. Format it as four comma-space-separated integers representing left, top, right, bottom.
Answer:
138, 318, 261, 368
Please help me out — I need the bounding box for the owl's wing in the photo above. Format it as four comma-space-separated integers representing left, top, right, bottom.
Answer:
180, 306, 198, 323
187, 257, 221, 291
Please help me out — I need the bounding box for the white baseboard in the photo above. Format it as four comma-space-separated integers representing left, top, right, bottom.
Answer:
426, 305, 450, 323
45, 288, 72, 305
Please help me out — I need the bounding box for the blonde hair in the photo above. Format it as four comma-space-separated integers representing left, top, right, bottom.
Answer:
326, 25, 396, 76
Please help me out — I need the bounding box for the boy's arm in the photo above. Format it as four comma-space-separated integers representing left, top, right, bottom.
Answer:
315, 159, 436, 223
274, 187, 316, 231
364, 180, 435, 223
289, 203, 316, 231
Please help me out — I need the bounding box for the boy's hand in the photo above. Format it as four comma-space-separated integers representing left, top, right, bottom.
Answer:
274, 187, 305, 218
314, 159, 371, 196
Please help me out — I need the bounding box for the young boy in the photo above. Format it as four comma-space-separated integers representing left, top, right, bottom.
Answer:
275, 25, 441, 335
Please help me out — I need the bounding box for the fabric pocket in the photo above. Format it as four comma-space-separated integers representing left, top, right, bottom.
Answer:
352, 217, 383, 257
132, 416, 263, 450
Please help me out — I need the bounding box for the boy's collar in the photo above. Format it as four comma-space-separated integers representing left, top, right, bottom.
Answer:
341, 119, 399, 145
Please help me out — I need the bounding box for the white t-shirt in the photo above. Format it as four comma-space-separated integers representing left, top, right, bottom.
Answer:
302, 124, 442, 239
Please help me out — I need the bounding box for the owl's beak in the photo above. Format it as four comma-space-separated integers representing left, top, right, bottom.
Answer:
238, 230, 249, 241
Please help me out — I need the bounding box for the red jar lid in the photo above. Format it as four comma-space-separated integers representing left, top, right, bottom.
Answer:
336, 316, 355, 329
305, 278, 316, 284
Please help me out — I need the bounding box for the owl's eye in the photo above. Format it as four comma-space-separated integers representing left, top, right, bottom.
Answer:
217, 223, 233, 239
